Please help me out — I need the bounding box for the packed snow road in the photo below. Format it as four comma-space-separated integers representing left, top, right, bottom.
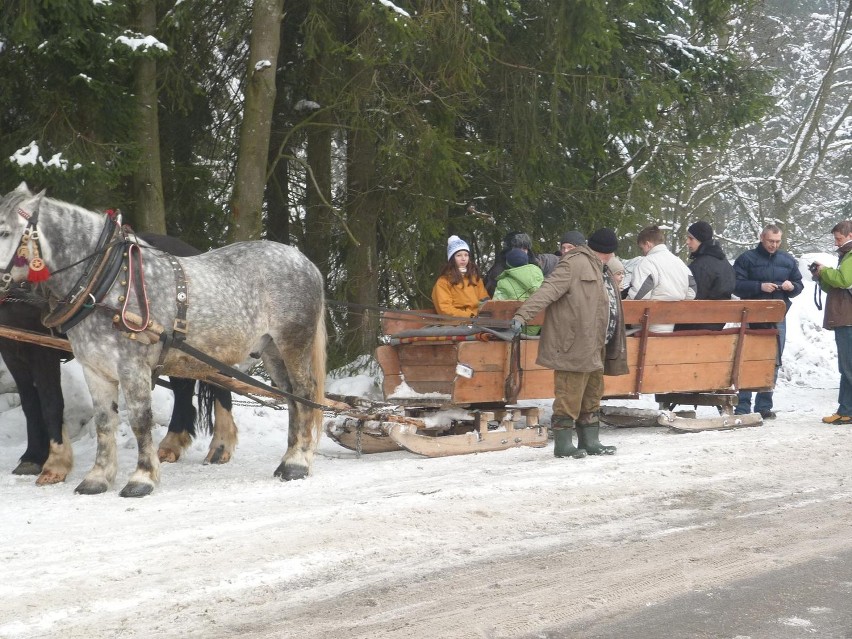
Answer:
1, 380, 850, 639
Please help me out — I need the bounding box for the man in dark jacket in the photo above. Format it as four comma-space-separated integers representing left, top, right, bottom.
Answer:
733, 224, 804, 418
811, 220, 852, 424
674, 221, 735, 331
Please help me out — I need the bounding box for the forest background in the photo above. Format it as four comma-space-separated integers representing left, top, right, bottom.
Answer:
1, 0, 850, 367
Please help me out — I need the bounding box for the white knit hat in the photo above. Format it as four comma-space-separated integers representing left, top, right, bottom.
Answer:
446, 235, 470, 260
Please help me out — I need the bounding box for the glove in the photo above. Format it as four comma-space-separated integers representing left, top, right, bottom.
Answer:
510, 318, 524, 335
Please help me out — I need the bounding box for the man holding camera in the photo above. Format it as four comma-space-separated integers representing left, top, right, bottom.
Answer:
733, 225, 803, 418
811, 221, 852, 425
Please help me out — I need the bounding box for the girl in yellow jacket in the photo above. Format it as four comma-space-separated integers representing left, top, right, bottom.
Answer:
431, 235, 490, 317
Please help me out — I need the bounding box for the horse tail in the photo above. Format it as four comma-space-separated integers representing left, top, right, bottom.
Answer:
310, 298, 327, 445
195, 382, 217, 436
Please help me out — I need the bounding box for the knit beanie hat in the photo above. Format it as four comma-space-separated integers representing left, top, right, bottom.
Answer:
687, 221, 713, 243
447, 235, 470, 260
505, 248, 529, 267
587, 228, 618, 254
559, 230, 586, 247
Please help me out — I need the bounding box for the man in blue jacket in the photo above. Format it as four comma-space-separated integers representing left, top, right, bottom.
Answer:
733, 224, 803, 418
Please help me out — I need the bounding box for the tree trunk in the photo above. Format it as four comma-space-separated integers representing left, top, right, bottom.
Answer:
265, 151, 290, 244
228, 0, 284, 242
131, 0, 166, 233
303, 121, 332, 279
302, 51, 333, 281
343, 123, 381, 360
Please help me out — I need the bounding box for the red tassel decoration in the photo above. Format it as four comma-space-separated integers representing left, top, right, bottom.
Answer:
26, 241, 50, 283
27, 257, 50, 282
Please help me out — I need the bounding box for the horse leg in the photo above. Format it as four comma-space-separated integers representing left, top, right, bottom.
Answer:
118, 372, 160, 498
38, 428, 74, 486
75, 371, 120, 495
263, 345, 319, 481
31, 345, 72, 485
158, 377, 196, 463
205, 387, 238, 464
2, 348, 49, 475
16, 391, 50, 475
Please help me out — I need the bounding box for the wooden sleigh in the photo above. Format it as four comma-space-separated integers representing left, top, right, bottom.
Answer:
325, 299, 786, 456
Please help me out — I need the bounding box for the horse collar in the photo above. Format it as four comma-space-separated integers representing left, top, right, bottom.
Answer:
41, 216, 126, 331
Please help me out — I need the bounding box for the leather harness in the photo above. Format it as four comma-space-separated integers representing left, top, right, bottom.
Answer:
3, 206, 191, 382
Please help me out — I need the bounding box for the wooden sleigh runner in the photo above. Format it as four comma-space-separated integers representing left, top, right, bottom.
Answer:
326, 298, 786, 456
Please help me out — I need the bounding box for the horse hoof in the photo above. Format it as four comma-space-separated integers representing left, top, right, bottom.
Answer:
12, 461, 43, 476
273, 463, 308, 481
75, 479, 110, 495
158, 448, 180, 463
119, 482, 154, 498
204, 445, 228, 465
36, 471, 67, 486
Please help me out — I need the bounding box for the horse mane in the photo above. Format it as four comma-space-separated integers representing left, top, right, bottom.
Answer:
135, 233, 201, 258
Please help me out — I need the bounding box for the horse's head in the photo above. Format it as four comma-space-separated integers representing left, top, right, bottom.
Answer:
0, 183, 45, 286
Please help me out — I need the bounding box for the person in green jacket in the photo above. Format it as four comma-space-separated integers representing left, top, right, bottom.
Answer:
811, 220, 852, 424
493, 248, 543, 336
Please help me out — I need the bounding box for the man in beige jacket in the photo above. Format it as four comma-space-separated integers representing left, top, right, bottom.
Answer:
512, 228, 628, 458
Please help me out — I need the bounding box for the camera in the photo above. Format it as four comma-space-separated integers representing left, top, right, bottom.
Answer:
809, 262, 820, 279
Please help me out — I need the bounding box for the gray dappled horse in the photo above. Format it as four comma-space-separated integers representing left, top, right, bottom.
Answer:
0, 184, 326, 497
0, 233, 238, 485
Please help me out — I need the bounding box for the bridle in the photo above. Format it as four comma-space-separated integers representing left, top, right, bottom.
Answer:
0, 198, 45, 296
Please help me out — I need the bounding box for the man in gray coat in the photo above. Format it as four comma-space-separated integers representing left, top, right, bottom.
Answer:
512, 228, 628, 458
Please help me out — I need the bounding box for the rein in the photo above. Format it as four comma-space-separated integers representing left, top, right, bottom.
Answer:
325, 299, 517, 330
1, 203, 338, 412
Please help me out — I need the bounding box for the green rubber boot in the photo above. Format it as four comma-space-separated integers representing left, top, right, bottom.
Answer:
551, 416, 588, 459
576, 417, 616, 455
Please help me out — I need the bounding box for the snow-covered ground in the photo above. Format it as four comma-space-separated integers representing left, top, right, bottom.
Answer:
0, 254, 849, 638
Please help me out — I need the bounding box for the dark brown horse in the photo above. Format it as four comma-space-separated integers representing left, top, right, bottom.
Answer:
0, 232, 238, 485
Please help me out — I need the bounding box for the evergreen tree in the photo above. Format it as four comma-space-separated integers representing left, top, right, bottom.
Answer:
0, 0, 136, 206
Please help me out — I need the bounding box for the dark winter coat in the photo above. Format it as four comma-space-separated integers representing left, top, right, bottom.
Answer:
819, 241, 852, 330
690, 239, 735, 301
674, 239, 736, 331
733, 243, 803, 312
537, 253, 559, 278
